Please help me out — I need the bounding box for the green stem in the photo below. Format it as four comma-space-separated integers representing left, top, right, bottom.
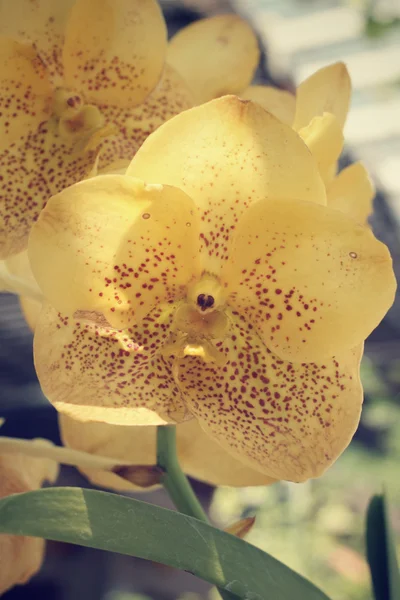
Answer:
156, 425, 237, 600
156, 425, 208, 522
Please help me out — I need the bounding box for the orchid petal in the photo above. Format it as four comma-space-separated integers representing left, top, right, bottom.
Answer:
240, 85, 295, 126
29, 175, 201, 328
97, 65, 194, 171
298, 112, 344, 186
293, 62, 351, 131
60, 415, 158, 491
177, 312, 364, 482
178, 419, 276, 487
20, 296, 42, 331
59, 415, 274, 488
0, 449, 57, 594
0, 0, 74, 80
222, 198, 396, 362
34, 303, 190, 426
0, 38, 51, 151
1, 119, 98, 259
128, 96, 326, 275
0, 251, 41, 300
328, 162, 374, 224
167, 15, 259, 104
63, 0, 167, 108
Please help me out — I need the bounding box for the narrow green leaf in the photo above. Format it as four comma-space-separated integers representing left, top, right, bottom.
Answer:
0, 487, 330, 600
366, 493, 400, 600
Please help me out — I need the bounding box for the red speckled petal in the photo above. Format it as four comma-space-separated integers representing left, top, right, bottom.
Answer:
0, 38, 51, 152
293, 62, 351, 131
167, 15, 259, 104
97, 65, 194, 172
0, 118, 98, 259
34, 302, 190, 426
222, 198, 396, 363
59, 415, 275, 489
128, 95, 326, 275
29, 175, 201, 329
177, 419, 276, 487
63, 0, 167, 109
177, 311, 364, 482
0, 0, 74, 81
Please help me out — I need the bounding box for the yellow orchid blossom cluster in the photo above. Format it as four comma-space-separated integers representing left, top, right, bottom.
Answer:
0, 0, 396, 492
27, 80, 395, 487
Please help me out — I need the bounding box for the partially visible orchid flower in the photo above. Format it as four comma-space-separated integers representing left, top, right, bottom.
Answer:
169, 22, 373, 226
294, 63, 374, 224
59, 416, 275, 489
0, 447, 57, 594
27, 93, 396, 483
167, 14, 295, 126
0, 0, 193, 259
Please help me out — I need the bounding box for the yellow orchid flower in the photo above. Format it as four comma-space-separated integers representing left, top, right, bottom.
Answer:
27, 95, 396, 483
0, 0, 194, 259
0, 448, 57, 594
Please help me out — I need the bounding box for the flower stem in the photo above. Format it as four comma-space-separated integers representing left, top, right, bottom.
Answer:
156, 425, 208, 522
156, 425, 237, 600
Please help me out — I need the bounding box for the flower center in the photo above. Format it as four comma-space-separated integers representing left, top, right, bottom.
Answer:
52, 88, 115, 146
53, 88, 85, 119
187, 275, 226, 314
196, 293, 215, 311
161, 275, 229, 366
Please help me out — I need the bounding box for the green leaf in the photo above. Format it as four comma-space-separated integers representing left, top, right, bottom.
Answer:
366, 493, 400, 600
0, 487, 330, 600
